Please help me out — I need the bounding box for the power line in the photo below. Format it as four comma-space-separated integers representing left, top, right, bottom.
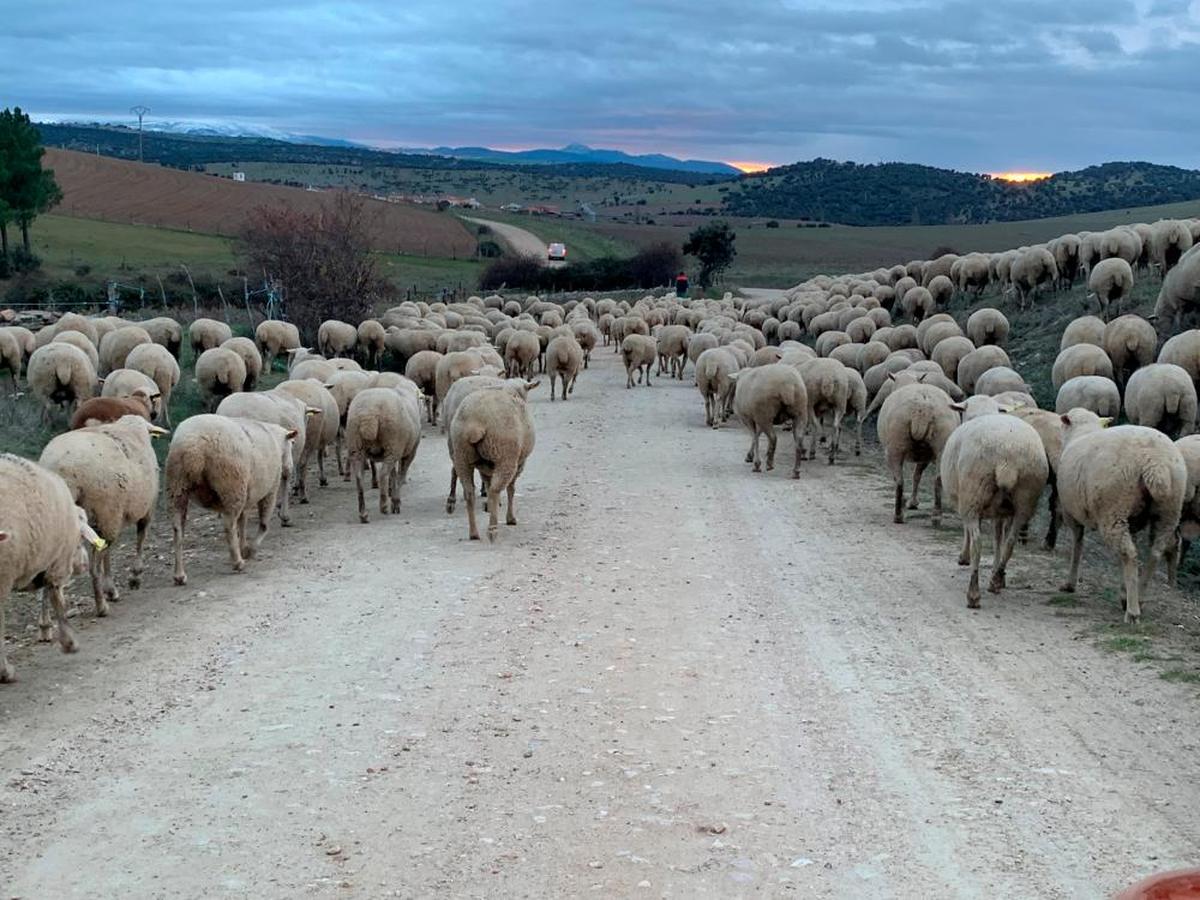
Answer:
130, 105, 150, 162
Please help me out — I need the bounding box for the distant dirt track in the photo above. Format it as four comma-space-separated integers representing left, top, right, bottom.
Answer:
45, 149, 476, 258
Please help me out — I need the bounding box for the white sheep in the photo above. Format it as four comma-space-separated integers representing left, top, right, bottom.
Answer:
939, 412, 1049, 608
189, 317, 233, 355
1055, 375, 1121, 417
255, 320, 301, 372
545, 335, 584, 400
39, 416, 167, 617
165, 414, 298, 583
220, 336, 264, 391
124, 342, 182, 427
1057, 413, 1186, 621
1087, 258, 1134, 322
1123, 363, 1198, 438
318, 319, 358, 358
877, 375, 958, 524
1060, 315, 1106, 351
1102, 314, 1156, 389
27, 342, 98, 424
966, 308, 1009, 348
345, 386, 422, 524
276, 378, 341, 486
0, 454, 104, 682
728, 364, 809, 476
194, 347, 247, 410
1052, 344, 1114, 392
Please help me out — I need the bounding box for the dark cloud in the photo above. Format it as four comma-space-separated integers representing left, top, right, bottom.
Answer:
2, 0, 1198, 170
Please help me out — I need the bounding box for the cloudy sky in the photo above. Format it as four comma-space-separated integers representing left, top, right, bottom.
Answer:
4, 0, 1200, 172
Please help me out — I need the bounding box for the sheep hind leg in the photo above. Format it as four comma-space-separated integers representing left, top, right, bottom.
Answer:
908, 461, 927, 511
1098, 523, 1141, 622
317, 445, 329, 487
224, 509, 247, 572
46, 584, 78, 654
89, 544, 110, 618
746, 427, 761, 471
463, 469, 481, 541
1059, 519, 1086, 592
932, 476, 943, 529
990, 516, 1022, 593
172, 494, 190, 586
379, 463, 392, 516
36, 590, 53, 642
1041, 480, 1059, 551
353, 455, 369, 524
505, 481, 518, 526
248, 492, 275, 560
791, 416, 804, 479
1140, 513, 1179, 615
130, 517, 149, 589
965, 516, 984, 608
827, 412, 843, 465
0, 601, 12, 683
764, 426, 777, 472
488, 465, 517, 540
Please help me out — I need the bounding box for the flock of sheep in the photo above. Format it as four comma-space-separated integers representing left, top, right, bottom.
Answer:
649, 216, 1200, 625
3, 212, 1200, 686
0, 301, 599, 683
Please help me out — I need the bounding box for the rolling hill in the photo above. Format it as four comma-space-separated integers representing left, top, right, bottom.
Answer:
43, 149, 477, 258
722, 159, 1200, 226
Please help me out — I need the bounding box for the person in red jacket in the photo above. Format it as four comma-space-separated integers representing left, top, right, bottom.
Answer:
675, 271, 689, 297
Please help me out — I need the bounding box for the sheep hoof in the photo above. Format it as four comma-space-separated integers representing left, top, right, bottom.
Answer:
487, 528, 498, 543
1058, 583, 1075, 593
391, 501, 401, 514
957, 555, 969, 567
359, 514, 370, 524
1125, 612, 1140, 624
752, 463, 762, 473
765, 462, 775, 472
469, 532, 480, 541
893, 514, 904, 524
174, 574, 187, 586
1040, 540, 1056, 552
445, 499, 456, 514
280, 518, 292, 528
988, 573, 1006, 593
233, 561, 246, 573
59, 632, 78, 654
0, 661, 14, 683
37, 625, 53, 643
299, 497, 310, 505
967, 597, 981, 610
319, 478, 329, 487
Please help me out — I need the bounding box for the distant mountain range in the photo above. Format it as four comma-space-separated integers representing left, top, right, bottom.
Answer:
415, 143, 741, 175
41, 119, 737, 174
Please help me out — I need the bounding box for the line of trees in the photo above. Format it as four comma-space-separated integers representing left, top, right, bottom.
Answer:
0, 107, 63, 275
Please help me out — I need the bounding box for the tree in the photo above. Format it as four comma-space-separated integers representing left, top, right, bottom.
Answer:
682, 221, 737, 288
0, 107, 63, 262
237, 192, 391, 341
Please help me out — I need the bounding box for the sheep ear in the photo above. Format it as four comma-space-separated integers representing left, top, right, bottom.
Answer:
949, 401, 966, 412
1059, 414, 1071, 426
1099, 417, 1113, 427
918, 372, 929, 383
285, 428, 299, 440
306, 406, 322, 417
0, 531, 8, 543
886, 372, 896, 381
524, 380, 539, 390
148, 425, 170, 438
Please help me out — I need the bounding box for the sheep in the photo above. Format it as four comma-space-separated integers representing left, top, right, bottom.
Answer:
165, 414, 297, 584
1052, 234, 1082, 289
622, 334, 657, 388
51, 330, 100, 373
1168, 435, 1200, 584
571, 321, 600, 368
1052, 344, 1114, 392
687, 332, 719, 375
797, 358, 850, 464
921, 253, 958, 287
72, 386, 158, 428
218, 390, 316, 516
1101, 314, 1155, 391
931, 336, 975, 382
655, 324, 691, 379
356, 319, 386, 369
877, 375, 959, 524
1009, 247, 1057, 309
545, 335, 583, 401
695, 347, 740, 428
97, 325, 151, 377
220, 336, 264, 391
194, 347, 247, 410
140, 316, 183, 359
445, 384, 536, 541
727, 364, 808, 476
1153, 243, 1200, 335
1151, 219, 1194, 274
27, 342, 98, 424
39, 415, 167, 617
867, 365, 964, 417
1158, 330, 1200, 398
291, 357, 337, 384
939, 413, 1049, 608
1123, 363, 1198, 438
53, 312, 99, 347
1087, 258, 1135, 322
901, 286, 935, 322
0, 328, 21, 393
966, 309, 1009, 348
815, 331, 850, 358
318, 319, 358, 358
505, 331, 541, 380
0, 455, 105, 681
920, 321, 964, 357
974, 366, 1030, 397
255, 320, 301, 372
124, 342, 181, 427
1057, 413, 1186, 621
956, 345, 1011, 395
436, 350, 490, 421
1056, 376, 1121, 417
438, 330, 487, 355
926, 274, 954, 309
1060, 315, 1106, 351
385, 328, 440, 370
276, 378, 341, 488
954, 254, 991, 297
883, 323, 919, 351
1097, 227, 1141, 269
344, 386, 422, 524
189, 317, 233, 355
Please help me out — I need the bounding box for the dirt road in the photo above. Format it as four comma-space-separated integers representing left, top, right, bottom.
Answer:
3, 348, 1199, 898
464, 216, 564, 267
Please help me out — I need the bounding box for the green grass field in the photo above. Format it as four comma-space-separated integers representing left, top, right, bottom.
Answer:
12, 214, 483, 304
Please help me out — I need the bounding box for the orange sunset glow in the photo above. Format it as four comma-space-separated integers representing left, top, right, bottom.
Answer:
728, 160, 774, 173
989, 171, 1053, 183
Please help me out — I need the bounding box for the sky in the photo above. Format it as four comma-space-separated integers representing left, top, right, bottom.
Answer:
4, 0, 1200, 172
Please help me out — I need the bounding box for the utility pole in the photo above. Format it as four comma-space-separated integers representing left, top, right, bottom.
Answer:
130, 105, 151, 162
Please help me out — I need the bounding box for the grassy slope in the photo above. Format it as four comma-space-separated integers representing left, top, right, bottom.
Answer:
20, 214, 482, 300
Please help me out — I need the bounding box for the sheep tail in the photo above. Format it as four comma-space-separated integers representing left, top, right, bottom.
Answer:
909, 409, 933, 443
1141, 456, 1176, 502
995, 459, 1020, 492
55, 358, 74, 387
1165, 391, 1182, 415
360, 417, 380, 444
